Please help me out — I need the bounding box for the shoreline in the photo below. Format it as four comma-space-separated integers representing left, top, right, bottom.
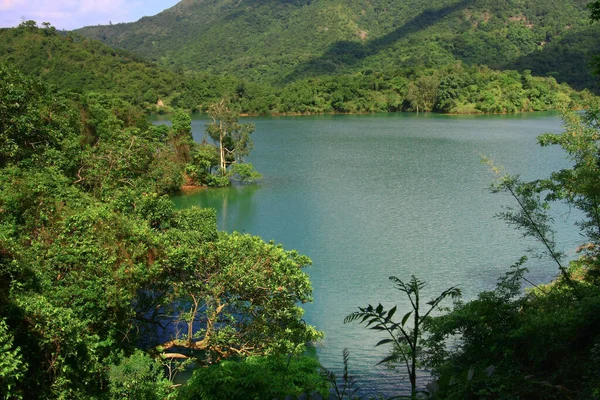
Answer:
180, 184, 207, 194
151, 107, 581, 119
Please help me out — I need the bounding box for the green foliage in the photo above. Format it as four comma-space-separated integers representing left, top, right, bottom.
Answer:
204, 173, 232, 188
178, 354, 328, 400
206, 100, 255, 171
0, 318, 26, 399
167, 110, 194, 164
76, 0, 599, 94
229, 163, 262, 183
0, 65, 80, 168
0, 65, 320, 398
183, 100, 261, 187
185, 144, 219, 186
11, 293, 109, 398
155, 232, 322, 362
137, 193, 175, 230
171, 109, 192, 137
108, 350, 173, 400
170, 207, 218, 243
425, 262, 600, 399
345, 275, 460, 398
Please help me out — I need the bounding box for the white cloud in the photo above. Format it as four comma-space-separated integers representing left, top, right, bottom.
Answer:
0, 0, 25, 11
0, 0, 179, 30
0, 0, 139, 30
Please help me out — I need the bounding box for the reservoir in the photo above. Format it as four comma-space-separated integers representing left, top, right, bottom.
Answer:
151, 112, 578, 396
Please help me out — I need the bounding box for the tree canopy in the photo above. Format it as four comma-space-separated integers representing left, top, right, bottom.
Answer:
0, 65, 321, 399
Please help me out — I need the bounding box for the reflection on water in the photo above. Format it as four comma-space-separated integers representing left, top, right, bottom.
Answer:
172, 184, 260, 232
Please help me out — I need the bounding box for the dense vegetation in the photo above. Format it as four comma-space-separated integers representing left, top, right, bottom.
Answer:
0, 22, 593, 116
0, 21, 241, 114
424, 103, 600, 398
0, 65, 323, 399
4, 1, 600, 398
77, 0, 600, 93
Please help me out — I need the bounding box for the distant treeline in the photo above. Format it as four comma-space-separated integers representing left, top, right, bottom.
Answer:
229, 65, 592, 115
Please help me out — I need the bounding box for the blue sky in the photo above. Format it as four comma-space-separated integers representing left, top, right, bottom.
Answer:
0, 0, 180, 30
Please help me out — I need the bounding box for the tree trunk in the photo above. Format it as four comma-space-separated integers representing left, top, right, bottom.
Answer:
219, 121, 226, 174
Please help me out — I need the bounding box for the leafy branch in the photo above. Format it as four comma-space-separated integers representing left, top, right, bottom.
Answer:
345, 275, 460, 399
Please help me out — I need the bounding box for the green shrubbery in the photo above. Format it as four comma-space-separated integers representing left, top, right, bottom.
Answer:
0, 65, 321, 398
179, 355, 328, 400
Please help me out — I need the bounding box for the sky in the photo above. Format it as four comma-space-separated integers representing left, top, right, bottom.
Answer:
0, 0, 181, 31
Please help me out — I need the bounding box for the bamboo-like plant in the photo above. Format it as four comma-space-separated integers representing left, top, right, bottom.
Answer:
344, 276, 461, 399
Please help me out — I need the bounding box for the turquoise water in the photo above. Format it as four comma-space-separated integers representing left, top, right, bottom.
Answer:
151, 112, 578, 396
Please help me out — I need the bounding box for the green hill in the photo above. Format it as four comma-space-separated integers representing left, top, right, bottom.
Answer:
0, 22, 240, 111
76, 0, 600, 90
1, 20, 593, 116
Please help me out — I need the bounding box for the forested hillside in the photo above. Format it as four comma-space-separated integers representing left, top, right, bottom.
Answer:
1, 22, 593, 116
0, 22, 241, 112
77, 0, 600, 91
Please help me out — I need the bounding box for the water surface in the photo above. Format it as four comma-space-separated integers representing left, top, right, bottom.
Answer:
152, 112, 578, 396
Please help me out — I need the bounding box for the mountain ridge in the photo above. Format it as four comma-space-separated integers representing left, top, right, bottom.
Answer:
76, 0, 600, 91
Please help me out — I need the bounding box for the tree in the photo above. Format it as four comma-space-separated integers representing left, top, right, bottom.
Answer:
169, 109, 194, 163
405, 75, 440, 112
0, 66, 80, 168
17, 20, 37, 30
179, 354, 328, 400
434, 74, 463, 113
206, 100, 255, 175
108, 350, 172, 400
155, 232, 322, 363
345, 276, 460, 399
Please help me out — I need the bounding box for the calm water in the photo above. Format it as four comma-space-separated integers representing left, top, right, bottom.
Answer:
151, 112, 579, 396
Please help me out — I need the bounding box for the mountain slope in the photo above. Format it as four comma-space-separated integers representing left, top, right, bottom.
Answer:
77, 0, 600, 89
0, 22, 242, 111
2, 21, 592, 117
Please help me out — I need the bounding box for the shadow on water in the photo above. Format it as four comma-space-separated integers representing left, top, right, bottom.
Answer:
282, 0, 474, 83
172, 183, 260, 232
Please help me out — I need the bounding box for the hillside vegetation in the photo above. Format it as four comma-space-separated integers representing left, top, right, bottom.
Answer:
0, 22, 239, 112
0, 65, 323, 399
77, 0, 600, 92
1, 22, 593, 116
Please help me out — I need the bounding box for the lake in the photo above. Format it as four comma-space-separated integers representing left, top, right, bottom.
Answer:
150, 112, 579, 396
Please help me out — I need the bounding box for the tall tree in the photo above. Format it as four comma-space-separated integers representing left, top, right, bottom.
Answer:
206, 100, 255, 175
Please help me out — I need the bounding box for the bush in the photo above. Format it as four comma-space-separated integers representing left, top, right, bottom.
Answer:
178, 355, 328, 400
108, 350, 172, 400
